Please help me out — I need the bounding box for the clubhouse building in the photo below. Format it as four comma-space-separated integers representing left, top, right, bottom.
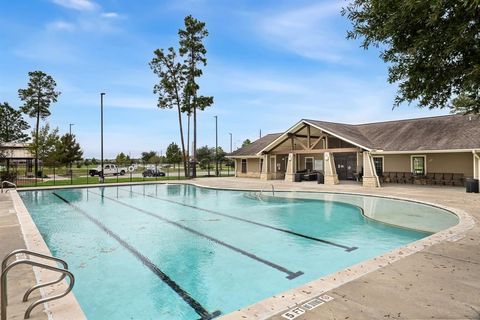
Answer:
228, 114, 480, 188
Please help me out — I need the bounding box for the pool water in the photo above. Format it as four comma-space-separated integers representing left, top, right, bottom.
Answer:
20, 184, 433, 319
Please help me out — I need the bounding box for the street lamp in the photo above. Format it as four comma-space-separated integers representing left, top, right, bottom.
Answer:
215, 115, 218, 177
100, 93, 105, 182
68, 123, 75, 183
228, 132, 232, 176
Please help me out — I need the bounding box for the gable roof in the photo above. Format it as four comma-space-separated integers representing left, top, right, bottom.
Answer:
228, 133, 282, 157
229, 114, 480, 157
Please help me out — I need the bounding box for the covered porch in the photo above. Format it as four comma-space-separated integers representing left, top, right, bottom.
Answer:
257, 121, 381, 187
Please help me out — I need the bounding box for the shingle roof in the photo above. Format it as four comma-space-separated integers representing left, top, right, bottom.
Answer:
356, 114, 480, 151
228, 133, 282, 157
229, 114, 480, 156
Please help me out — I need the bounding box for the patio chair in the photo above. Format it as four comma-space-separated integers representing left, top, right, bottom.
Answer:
442, 173, 454, 186
395, 172, 405, 183
433, 173, 444, 185
425, 172, 435, 184
382, 172, 391, 183
403, 172, 413, 184
452, 173, 464, 186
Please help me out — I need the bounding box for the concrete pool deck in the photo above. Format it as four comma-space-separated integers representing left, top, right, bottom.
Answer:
1, 178, 479, 319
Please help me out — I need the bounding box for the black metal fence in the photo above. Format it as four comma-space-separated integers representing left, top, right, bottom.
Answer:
0, 161, 234, 188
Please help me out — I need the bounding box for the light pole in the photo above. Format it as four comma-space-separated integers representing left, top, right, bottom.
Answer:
100, 93, 105, 182
228, 132, 232, 176
215, 115, 218, 177
68, 123, 75, 183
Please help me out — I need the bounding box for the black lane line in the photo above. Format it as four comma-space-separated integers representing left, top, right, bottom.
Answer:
120, 188, 358, 252
52, 192, 221, 320
88, 190, 303, 280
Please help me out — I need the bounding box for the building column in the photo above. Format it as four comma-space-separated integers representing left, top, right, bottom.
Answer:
260, 154, 269, 180
234, 159, 237, 177
324, 152, 339, 185
362, 151, 381, 187
284, 153, 296, 182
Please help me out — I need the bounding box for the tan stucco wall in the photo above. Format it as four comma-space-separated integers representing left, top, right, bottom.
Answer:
382, 154, 411, 172
380, 152, 474, 177
427, 153, 473, 176
235, 158, 262, 178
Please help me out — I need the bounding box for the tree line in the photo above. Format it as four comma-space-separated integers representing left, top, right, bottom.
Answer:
0, 71, 83, 176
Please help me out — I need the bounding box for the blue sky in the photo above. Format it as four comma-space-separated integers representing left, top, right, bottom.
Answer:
0, 0, 448, 158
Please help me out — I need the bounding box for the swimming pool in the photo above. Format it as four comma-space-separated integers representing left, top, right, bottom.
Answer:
19, 184, 455, 319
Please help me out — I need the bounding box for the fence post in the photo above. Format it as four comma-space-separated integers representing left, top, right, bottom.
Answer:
86, 166, 89, 185
116, 166, 119, 183
155, 164, 158, 181
70, 165, 73, 185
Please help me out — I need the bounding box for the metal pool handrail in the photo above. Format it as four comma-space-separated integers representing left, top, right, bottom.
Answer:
260, 184, 275, 197
1, 181, 16, 193
1, 249, 74, 320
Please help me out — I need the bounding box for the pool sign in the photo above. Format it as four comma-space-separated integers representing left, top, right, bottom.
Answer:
302, 298, 324, 310
281, 307, 305, 319
319, 294, 334, 302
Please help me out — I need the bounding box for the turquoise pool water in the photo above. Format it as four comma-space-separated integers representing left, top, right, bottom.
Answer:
20, 184, 434, 319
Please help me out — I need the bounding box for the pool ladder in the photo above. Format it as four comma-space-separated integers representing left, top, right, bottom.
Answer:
1, 249, 75, 320
259, 184, 275, 198
1, 181, 16, 193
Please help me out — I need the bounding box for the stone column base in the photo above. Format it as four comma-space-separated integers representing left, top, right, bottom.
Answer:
363, 176, 380, 187
324, 174, 339, 185
260, 173, 276, 180
284, 173, 295, 182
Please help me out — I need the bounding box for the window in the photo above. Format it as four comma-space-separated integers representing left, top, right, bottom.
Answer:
241, 159, 247, 173
411, 156, 426, 175
373, 156, 383, 176
305, 157, 314, 171
270, 156, 276, 173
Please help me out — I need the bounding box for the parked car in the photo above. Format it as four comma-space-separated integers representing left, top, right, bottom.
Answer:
89, 164, 129, 177
142, 169, 166, 177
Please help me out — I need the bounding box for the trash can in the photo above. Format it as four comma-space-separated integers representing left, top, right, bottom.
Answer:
317, 173, 324, 184
466, 178, 479, 193
294, 173, 303, 182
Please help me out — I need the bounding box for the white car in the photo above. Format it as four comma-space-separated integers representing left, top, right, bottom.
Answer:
89, 164, 129, 177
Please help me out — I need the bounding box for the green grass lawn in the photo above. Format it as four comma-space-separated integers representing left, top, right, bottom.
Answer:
17, 175, 187, 187
16, 173, 234, 188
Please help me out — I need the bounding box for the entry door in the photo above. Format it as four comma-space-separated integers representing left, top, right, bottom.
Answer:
334, 153, 357, 180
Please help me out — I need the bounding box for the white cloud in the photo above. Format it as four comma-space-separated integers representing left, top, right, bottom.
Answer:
101, 12, 120, 19
52, 0, 98, 11
257, 2, 352, 62
46, 20, 75, 31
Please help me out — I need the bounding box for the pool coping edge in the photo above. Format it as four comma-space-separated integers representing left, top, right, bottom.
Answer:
10, 190, 87, 320
14, 181, 477, 320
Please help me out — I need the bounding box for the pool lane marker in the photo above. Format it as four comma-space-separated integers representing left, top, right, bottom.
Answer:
88, 190, 304, 280
52, 192, 222, 320
120, 188, 358, 252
